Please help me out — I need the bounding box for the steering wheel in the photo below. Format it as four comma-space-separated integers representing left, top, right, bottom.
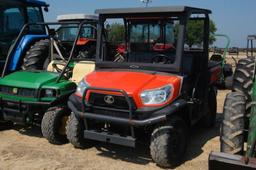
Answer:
52, 62, 72, 79
151, 54, 171, 64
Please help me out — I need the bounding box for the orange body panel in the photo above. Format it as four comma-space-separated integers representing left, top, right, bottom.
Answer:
77, 71, 182, 108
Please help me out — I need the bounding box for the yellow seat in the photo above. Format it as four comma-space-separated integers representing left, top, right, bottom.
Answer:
71, 61, 95, 83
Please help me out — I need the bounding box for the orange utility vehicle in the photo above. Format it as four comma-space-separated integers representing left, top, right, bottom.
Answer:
66, 6, 221, 168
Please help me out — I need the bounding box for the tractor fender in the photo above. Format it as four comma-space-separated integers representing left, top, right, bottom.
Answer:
8, 34, 49, 71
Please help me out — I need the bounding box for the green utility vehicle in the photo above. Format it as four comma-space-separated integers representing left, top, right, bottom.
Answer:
0, 20, 96, 145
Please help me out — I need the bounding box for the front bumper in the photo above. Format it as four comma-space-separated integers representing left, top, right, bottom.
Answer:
69, 94, 186, 127
68, 94, 186, 147
0, 97, 51, 125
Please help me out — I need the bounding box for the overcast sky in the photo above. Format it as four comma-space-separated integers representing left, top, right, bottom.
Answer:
44, 0, 256, 47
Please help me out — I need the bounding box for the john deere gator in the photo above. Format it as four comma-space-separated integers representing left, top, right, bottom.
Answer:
0, 19, 96, 144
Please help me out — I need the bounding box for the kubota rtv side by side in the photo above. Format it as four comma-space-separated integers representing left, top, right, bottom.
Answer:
66, 6, 222, 168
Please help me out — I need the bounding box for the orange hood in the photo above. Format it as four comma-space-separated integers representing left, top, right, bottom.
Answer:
84, 71, 182, 107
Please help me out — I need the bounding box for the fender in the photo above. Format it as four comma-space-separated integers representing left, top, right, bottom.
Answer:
8, 34, 48, 71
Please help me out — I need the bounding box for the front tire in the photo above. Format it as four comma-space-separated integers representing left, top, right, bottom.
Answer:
21, 39, 50, 70
41, 106, 70, 145
150, 117, 188, 168
220, 92, 245, 154
66, 112, 89, 148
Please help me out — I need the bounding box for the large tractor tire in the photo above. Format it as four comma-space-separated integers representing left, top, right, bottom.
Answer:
232, 57, 254, 140
21, 39, 50, 70
41, 106, 70, 145
66, 113, 90, 148
150, 117, 188, 168
233, 58, 254, 117
220, 92, 246, 154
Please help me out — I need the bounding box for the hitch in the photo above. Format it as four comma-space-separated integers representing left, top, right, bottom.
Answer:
209, 152, 256, 170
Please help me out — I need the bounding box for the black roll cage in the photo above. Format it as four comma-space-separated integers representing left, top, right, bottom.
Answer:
95, 8, 210, 74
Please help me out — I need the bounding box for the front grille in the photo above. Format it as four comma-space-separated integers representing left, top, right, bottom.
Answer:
0, 86, 37, 98
93, 108, 130, 119
88, 92, 136, 110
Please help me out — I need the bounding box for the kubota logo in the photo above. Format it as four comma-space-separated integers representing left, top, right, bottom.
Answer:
104, 95, 115, 104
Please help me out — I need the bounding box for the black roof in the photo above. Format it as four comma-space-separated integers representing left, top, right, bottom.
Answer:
95, 6, 211, 15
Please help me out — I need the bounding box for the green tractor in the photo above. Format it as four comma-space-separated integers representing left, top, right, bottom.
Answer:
209, 41, 256, 169
0, 19, 97, 145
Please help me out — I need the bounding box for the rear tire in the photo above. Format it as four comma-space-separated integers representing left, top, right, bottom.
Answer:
232, 58, 254, 140
233, 58, 254, 118
220, 92, 245, 154
21, 39, 50, 70
150, 117, 188, 168
41, 106, 70, 145
66, 113, 89, 148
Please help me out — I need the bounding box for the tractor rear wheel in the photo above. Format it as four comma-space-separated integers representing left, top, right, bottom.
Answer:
220, 92, 245, 154
41, 106, 70, 145
21, 39, 50, 70
233, 58, 254, 140
66, 113, 90, 148
150, 117, 188, 168
233, 58, 254, 118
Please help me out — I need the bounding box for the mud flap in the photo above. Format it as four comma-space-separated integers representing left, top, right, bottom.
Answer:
209, 152, 256, 170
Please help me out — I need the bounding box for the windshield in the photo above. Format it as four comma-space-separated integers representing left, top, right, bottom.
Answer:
101, 17, 180, 66
57, 24, 96, 41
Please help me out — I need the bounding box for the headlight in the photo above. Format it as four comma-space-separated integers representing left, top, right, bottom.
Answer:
140, 85, 172, 105
76, 79, 90, 96
42, 89, 57, 98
